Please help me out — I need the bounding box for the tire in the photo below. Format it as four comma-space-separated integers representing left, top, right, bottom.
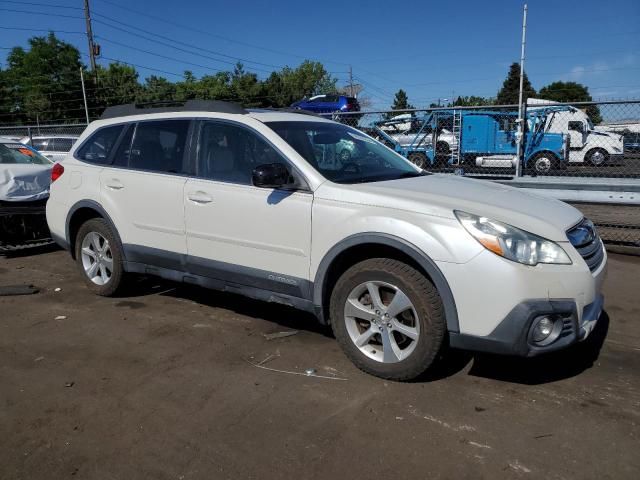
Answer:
74, 218, 126, 296
436, 141, 450, 155
529, 152, 558, 175
586, 148, 609, 167
329, 258, 446, 381
407, 152, 427, 169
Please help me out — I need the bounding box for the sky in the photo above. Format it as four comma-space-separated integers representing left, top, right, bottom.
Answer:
0, 0, 639, 109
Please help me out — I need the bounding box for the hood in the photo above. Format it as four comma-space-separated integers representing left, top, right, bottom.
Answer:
317, 174, 582, 242
0, 163, 52, 202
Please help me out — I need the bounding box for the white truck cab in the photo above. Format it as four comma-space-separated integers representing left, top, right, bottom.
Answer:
528, 98, 624, 166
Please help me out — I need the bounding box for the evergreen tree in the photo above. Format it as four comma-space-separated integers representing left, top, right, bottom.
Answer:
496, 62, 536, 105
390, 89, 414, 111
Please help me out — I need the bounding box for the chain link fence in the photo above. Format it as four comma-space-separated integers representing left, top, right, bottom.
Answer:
330, 100, 640, 250
0, 104, 638, 250
330, 100, 640, 179
0, 123, 88, 144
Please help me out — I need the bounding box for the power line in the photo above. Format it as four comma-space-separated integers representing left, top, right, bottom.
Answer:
95, 37, 230, 75
0, 26, 85, 35
0, 1, 82, 10
0, 7, 84, 19
93, 0, 350, 67
92, 13, 289, 72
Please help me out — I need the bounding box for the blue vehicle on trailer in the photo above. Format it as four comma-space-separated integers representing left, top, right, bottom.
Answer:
373, 108, 568, 175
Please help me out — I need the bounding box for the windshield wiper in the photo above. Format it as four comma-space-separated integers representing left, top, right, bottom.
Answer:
396, 171, 429, 179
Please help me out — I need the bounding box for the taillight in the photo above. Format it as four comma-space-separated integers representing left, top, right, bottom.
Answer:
51, 163, 64, 182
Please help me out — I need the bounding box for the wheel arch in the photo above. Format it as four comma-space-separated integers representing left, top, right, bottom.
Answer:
313, 233, 459, 333
526, 149, 561, 163
65, 200, 124, 260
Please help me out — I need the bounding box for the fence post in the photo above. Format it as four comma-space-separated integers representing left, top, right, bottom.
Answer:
28, 126, 33, 145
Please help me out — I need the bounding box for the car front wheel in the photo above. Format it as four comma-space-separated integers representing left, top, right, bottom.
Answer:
330, 258, 446, 381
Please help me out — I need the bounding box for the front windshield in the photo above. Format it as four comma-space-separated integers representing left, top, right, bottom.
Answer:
266, 121, 425, 184
586, 118, 594, 130
0, 143, 53, 165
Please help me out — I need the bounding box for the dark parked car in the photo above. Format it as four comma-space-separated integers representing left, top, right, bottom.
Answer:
623, 131, 640, 156
291, 95, 360, 114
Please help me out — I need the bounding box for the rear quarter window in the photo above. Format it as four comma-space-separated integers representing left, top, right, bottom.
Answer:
76, 125, 124, 164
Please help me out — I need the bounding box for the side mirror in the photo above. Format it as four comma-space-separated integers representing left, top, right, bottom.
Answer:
252, 163, 291, 188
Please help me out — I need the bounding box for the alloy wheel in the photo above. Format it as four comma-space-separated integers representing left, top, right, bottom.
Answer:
343, 281, 420, 363
80, 231, 113, 286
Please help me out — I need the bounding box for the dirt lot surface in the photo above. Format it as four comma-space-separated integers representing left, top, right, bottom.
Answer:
1, 249, 639, 479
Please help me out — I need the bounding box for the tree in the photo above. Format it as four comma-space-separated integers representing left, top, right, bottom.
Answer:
93, 63, 139, 111
383, 89, 415, 119
390, 89, 413, 111
136, 75, 177, 103
3, 33, 85, 123
538, 81, 602, 124
451, 95, 494, 107
496, 62, 536, 105
262, 60, 337, 108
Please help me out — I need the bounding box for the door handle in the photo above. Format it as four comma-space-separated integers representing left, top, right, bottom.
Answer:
187, 191, 213, 204
105, 179, 124, 190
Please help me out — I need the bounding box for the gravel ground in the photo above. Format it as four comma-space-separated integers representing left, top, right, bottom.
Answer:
1, 249, 639, 480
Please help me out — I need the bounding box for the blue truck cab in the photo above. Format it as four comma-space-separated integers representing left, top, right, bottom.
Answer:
374, 108, 568, 175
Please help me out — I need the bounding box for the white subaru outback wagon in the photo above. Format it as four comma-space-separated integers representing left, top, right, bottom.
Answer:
46, 100, 607, 381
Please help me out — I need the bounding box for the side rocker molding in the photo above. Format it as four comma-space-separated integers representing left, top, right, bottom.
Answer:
313, 233, 460, 333
65, 200, 126, 260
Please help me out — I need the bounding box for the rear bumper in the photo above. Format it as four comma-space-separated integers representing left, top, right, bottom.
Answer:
449, 295, 604, 357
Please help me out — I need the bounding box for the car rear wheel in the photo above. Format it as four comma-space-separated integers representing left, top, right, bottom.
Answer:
75, 218, 126, 296
330, 258, 446, 381
407, 152, 427, 169
530, 152, 558, 175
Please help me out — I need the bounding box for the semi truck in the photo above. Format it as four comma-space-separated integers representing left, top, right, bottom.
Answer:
527, 98, 624, 166
373, 107, 569, 174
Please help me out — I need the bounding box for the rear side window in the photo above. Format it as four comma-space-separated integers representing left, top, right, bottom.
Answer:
76, 125, 124, 164
51, 138, 74, 152
128, 120, 189, 173
31, 139, 49, 151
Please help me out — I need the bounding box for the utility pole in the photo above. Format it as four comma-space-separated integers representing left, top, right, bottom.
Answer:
348, 66, 354, 97
84, 0, 97, 73
80, 68, 90, 124
515, 3, 528, 177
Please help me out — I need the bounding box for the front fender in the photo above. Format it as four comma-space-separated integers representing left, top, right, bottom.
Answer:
312, 232, 460, 333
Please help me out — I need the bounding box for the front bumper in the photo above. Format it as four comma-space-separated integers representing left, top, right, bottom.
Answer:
0, 199, 52, 251
449, 294, 604, 357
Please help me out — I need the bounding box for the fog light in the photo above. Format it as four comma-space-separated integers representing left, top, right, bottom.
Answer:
532, 316, 554, 343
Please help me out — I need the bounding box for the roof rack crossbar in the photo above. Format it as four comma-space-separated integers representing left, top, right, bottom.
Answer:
100, 100, 247, 119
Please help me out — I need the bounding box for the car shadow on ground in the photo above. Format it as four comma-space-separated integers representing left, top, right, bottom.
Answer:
0, 242, 59, 258
120, 275, 610, 385
122, 275, 331, 337
461, 312, 611, 385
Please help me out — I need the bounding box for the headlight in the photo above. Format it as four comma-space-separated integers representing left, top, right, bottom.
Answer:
455, 211, 572, 266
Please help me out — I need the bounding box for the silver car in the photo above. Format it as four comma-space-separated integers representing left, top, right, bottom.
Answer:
20, 135, 79, 163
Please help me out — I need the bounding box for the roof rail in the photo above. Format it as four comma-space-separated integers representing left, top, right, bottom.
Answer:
273, 108, 322, 117
100, 99, 247, 119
